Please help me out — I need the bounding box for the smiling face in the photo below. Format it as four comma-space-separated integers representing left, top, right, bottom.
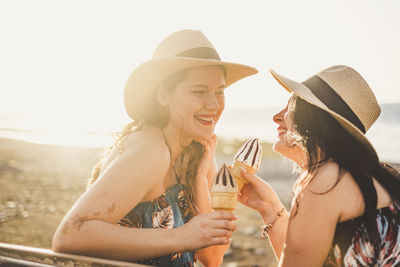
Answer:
161, 65, 226, 141
272, 94, 305, 163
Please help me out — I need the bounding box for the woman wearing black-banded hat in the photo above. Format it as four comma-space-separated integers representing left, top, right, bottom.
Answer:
52, 29, 257, 266
238, 65, 400, 266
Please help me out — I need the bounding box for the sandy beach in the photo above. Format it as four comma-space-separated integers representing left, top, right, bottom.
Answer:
1, 138, 398, 266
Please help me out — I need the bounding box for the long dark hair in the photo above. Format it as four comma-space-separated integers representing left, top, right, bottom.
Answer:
291, 95, 400, 244
88, 66, 225, 215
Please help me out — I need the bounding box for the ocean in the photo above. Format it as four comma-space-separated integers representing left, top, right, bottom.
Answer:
1, 103, 399, 163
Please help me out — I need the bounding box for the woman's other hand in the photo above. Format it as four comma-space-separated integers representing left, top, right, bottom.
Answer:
178, 211, 236, 251
194, 135, 217, 180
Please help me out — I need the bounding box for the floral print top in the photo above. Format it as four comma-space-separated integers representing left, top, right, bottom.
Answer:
118, 183, 196, 267
324, 205, 400, 266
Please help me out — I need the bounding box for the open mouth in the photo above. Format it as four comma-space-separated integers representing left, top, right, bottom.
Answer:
194, 114, 215, 126
277, 127, 287, 137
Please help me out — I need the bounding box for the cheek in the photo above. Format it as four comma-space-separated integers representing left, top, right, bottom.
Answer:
284, 111, 295, 130
215, 97, 225, 120
168, 95, 196, 115
218, 97, 225, 111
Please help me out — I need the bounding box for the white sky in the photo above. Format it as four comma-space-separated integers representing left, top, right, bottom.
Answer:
1, 0, 399, 133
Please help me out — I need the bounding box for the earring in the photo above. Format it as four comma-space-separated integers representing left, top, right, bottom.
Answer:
162, 105, 169, 121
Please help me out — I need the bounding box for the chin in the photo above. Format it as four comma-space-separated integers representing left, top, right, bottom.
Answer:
272, 140, 281, 153
196, 131, 214, 139
274, 141, 305, 166
194, 126, 215, 139
273, 141, 291, 159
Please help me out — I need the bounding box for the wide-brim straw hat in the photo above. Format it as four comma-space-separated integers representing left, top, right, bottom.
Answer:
270, 65, 381, 154
124, 29, 258, 119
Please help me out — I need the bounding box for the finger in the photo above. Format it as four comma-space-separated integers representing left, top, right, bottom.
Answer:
210, 135, 217, 147
195, 138, 211, 152
194, 138, 207, 147
237, 192, 245, 202
237, 194, 249, 207
211, 229, 233, 238
240, 183, 251, 195
210, 211, 237, 220
210, 237, 231, 246
213, 220, 237, 232
240, 167, 264, 184
195, 136, 212, 143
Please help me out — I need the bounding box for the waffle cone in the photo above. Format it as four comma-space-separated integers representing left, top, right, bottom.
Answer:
211, 191, 237, 212
231, 161, 255, 191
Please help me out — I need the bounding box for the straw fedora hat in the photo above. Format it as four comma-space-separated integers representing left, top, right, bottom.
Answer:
124, 29, 258, 119
270, 65, 381, 153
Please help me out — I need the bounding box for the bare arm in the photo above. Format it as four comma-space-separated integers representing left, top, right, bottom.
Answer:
277, 170, 344, 266
237, 168, 288, 258
194, 136, 234, 267
52, 131, 235, 261
239, 163, 355, 267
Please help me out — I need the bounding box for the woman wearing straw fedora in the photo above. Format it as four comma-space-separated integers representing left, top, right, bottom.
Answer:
52, 29, 257, 266
238, 66, 400, 266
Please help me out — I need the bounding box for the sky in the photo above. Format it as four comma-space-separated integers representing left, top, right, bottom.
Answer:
1, 0, 399, 134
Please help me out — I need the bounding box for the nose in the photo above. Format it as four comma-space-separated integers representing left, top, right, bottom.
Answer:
205, 94, 220, 111
273, 108, 286, 124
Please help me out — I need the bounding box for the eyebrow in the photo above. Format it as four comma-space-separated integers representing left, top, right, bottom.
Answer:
189, 84, 226, 89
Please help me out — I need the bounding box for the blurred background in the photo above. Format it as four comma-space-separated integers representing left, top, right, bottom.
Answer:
1, 0, 399, 266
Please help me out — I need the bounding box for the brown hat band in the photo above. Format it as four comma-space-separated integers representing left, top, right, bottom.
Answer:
175, 47, 221, 60
302, 76, 366, 133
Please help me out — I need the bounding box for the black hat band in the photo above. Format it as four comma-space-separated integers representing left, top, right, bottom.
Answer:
302, 76, 366, 133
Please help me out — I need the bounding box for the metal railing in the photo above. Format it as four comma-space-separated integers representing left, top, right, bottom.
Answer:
0, 242, 150, 267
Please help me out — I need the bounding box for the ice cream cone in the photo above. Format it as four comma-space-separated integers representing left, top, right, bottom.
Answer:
233, 138, 262, 191
211, 164, 238, 212
212, 192, 237, 212
231, 161, 256, 191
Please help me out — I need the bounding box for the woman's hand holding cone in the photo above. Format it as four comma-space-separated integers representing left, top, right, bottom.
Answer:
178, 211, 237, 251
237, 167, 284, 222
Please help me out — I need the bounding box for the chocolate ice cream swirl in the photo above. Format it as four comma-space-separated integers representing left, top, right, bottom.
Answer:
211, 164, 238, 193
234, 138, 262, 171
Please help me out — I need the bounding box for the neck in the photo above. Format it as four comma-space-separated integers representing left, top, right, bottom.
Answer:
291, 145, 308, 171
297, 147, 328, 172
162, 124, 193, 162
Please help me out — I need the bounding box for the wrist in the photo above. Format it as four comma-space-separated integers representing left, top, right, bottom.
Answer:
195, 176, 210, 195
261, 207, 285, 237
195, 175, 208, 186
174, 226, 190, 252
260, 202, 285, 225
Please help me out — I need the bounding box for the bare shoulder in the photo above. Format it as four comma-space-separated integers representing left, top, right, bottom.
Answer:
123, 127, 169, 154
292, 161, 358, 220
305, 161, 368, 222
306, 161, 342, 193
102, 127, 170, 170
97, 127, 171, 188
120, 127, 170, 171
306, 161, 361, 200
294, 162, 344, 214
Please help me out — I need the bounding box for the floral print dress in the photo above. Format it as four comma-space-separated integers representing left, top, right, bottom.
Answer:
324, 205, 400, 266
118, 183, 196, 267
